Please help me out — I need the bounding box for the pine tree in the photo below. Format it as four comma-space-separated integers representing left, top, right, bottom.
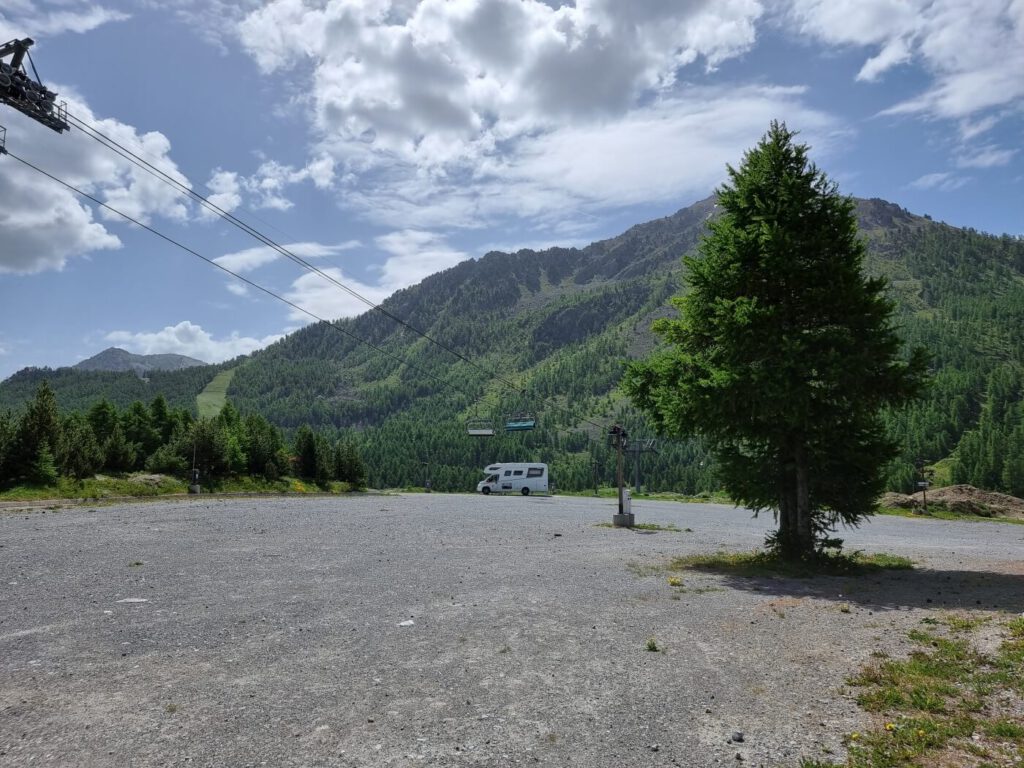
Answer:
31, 442, 59, 486
0, 411, 15, 487
87, 399, 118, 445
335, 441, 366, 489
123, 401, 160, 460
11, 381, 62, 482
103, 422, 138, 473
57, 413, 104, 480
623, 122, 928, 559
150, 394, 173, 443
293, 425, 317, 479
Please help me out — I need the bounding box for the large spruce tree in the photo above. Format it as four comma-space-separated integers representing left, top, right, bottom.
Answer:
623, 122, 928, 559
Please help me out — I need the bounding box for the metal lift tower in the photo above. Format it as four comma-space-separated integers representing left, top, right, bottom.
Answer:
0, 38, 69, 133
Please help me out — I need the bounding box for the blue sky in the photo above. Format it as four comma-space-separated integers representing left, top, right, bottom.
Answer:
1, 0, 1021, 380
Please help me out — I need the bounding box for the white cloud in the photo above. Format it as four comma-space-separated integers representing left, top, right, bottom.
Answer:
281, 230, 468, 323
0, 91, 193, 273
339, 85, 840, 231
284, 268, 390, 323
502, 87, 839, 209
790, 0, 1024, 127
0, 152, 122, 274
230, 2, 884, 239
104, 321, 282, 363
958, 115, 1001, 141
202, 157, 339, 213
236, 0, 766, 170
857, 37, 912, 82
202, 169, 242, 217
955, 144, 1018, 169
907, 172, 970, 191
213, 240, 361, 274
0, 2, 129, 39
374, 229, 468, 288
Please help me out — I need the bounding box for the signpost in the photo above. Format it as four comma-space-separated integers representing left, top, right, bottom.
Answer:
608, 425, 634, 528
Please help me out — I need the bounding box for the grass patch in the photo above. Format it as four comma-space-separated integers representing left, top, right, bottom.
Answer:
0, 473, 360, 504
559, 488, 734, 504
595, 521, 682, 532
0, 474, 188, 502
813, 617, 1024, 767
625, 560, 665, 577
668, 549, 914, 579
944, 614, 992, 633
645, 637, 660, 652
196, 368, 236, 418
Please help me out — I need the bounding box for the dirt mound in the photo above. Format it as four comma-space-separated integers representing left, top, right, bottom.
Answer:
127, 473, 171, 488
879, 492, 918, 509
913, 484, 1024, 519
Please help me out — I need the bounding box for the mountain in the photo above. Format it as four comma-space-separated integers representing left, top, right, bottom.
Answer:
2, 196, 1023, 495
74, 347, 208, 374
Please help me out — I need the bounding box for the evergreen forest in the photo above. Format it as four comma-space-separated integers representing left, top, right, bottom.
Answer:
0, 382, 365, 493
2, 196, 1023, 497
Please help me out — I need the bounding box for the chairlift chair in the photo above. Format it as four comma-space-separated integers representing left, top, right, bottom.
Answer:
504, 414, 537, 432
466, 418, 495, 437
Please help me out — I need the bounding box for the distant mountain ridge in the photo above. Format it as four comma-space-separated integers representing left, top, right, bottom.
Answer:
73, 347, 208, 374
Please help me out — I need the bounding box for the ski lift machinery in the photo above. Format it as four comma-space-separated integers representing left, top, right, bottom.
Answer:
0, 38, 70, 134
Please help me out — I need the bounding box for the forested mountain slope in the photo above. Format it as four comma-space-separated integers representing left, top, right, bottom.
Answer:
223, 195, 1024, 494
0, 362, 234, 415
3, 196, 1022, 494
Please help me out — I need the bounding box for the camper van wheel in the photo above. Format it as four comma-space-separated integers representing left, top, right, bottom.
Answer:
521, 487, 530, 496
481, 487, 490, 495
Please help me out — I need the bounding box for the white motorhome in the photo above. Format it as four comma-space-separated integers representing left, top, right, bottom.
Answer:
476, 463, 549, 496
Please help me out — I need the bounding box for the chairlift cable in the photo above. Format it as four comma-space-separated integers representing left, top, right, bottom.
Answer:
61, 111, 612, 433
64, 111, 535, 401
3, 150, 455, 392
13, 110, 615, 435
9, 150, 617, 440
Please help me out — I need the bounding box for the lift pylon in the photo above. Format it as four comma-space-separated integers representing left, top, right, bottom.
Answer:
0, 38, 69, 133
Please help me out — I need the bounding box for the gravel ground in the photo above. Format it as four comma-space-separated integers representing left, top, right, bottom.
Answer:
1, 494, 1022, 768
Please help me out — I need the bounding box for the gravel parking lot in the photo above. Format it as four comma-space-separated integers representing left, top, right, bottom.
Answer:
2, 494, 1022, 767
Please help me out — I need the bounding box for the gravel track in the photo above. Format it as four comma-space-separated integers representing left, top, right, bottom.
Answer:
2, 494, 1022, 767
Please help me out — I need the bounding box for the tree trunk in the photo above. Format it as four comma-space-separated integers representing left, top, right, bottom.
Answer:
776, 451, 799, 559
778, 474, 796, 557
794, 443, 813, 556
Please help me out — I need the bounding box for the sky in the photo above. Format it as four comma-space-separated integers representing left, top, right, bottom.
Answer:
0, 0, 1021, 380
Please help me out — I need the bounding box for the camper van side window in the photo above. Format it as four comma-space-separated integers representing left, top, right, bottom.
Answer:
526, 467, 544, 478
504, 470, 511, 476
513, 470, 524, 476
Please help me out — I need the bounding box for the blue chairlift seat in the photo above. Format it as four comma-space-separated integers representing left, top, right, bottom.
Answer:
504, 415, 536, 432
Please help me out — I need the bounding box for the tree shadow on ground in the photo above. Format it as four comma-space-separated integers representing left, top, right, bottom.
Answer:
694, 566, 1024, 613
